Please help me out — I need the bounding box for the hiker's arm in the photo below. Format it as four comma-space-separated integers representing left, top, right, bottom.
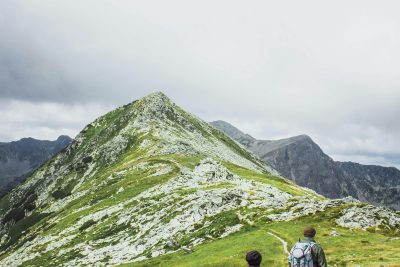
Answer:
317, 247, 327, 267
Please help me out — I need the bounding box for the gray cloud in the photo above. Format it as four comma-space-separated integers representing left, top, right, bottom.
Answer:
0, 99, 112, 141
0, 0, 400, 168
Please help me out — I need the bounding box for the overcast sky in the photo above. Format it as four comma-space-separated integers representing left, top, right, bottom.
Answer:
1, 0, 400, 168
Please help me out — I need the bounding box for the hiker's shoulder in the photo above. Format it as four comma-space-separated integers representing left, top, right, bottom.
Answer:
310, 242, 324, 253
311, 242, 322, 248
301, 239, 322, 248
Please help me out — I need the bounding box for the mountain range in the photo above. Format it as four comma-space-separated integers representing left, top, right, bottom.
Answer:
0, 93, 399, 266
211, 120, 400, 210
0, 136, 72, 198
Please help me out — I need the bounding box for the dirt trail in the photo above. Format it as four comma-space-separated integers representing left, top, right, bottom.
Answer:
268, 231, 289, 255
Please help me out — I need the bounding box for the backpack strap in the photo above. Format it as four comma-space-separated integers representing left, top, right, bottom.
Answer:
308, 241, 316, 248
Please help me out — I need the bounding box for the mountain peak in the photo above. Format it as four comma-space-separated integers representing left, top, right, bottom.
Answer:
56, 135, 72, 142
134, 91, 176, 120
17, 137, 35, 143
141, 91, 170, 102
139, 91, 172, 107
287, 134, 313, 143
73, 92, 266, 172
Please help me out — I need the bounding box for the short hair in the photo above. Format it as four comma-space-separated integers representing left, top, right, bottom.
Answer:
246, 250, 262, 266
304, 226, 316, 238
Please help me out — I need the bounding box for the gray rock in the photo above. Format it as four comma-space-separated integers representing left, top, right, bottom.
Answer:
329, 230, 340, 236
336, 205, 400, 230
181, 247, 193, 254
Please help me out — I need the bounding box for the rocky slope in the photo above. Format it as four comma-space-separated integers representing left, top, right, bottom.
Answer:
211, 120, 400, 210
0, 93, 399, 267
0, 136, 72, 198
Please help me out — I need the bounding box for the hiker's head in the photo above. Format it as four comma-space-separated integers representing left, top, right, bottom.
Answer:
246, 250, 262, 267
303, 226, 316, 238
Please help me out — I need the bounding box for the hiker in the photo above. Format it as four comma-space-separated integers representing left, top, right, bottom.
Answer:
288, 226, 327, 267
246, 250, 262, 267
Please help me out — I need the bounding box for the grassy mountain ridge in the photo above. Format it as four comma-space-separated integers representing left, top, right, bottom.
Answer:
0, 93, 399, 266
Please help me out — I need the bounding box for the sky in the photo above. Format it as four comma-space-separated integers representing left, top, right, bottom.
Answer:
1, 0, 400, 168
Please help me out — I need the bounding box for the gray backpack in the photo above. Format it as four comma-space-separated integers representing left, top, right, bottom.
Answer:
288, 240, 315, 267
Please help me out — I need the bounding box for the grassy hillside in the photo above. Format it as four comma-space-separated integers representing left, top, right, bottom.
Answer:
3, 153, 399, 266
122, 160, 400, 267
126, 211, 400, 267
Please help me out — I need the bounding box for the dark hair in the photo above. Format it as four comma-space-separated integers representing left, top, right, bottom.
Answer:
304, 226, 316, 238
246, 250, 262, 266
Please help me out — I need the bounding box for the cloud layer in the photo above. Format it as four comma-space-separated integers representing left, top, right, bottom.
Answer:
1, 0, 399, 168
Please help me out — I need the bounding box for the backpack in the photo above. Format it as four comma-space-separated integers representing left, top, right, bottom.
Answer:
288, 240, 316, 267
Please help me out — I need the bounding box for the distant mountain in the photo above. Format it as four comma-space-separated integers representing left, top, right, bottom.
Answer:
0, 135, 72, 197
1, 93, 399, 266
211, 120, 400, 210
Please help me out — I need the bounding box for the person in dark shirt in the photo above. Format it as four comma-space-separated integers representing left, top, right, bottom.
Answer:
288, 226, 327, 267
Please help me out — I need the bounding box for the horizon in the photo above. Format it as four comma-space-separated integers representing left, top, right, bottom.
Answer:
2, 91, 400, 170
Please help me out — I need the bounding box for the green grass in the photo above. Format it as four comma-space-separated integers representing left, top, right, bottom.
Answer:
162, 154, 203, 169
122, 227, 287, 267
0, 151, 183, 263
268, 209, 400, 266
43, 160, 179, 236
222, 161, 319, 198
202, 182, 235, 190
176, 210, 242, 247
123, 206, 400, 267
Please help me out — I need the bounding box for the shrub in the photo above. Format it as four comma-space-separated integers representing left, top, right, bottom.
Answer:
4, 208, 25, 223
82, 156, 93, 164
79, 219, 96, 231
52, 187, 71, 199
